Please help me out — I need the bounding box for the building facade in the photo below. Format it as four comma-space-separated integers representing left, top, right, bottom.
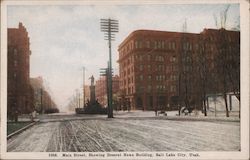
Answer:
118, 29, 240, 111
30, 77, 58, 113
95, 75, 120, 107
7, 22, 34, 118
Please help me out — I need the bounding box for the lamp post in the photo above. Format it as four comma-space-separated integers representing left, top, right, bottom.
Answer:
100, 18, 119, 118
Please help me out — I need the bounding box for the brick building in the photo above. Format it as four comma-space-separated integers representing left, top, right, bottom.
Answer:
7, 22, 34, 118
95, 75, 120, 107
118, 29, 240, 111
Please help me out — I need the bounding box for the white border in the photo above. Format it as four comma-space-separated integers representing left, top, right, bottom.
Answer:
1, 0, 249, 160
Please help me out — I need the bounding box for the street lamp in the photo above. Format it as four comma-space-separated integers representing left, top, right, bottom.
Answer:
100, 18, 119, 118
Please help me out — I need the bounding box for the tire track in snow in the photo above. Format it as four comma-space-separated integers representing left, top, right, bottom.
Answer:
118, 119, 239, 151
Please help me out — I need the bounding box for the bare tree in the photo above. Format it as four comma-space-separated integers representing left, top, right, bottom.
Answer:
178, 19, 195, 114
213, 4, 240, 117
214, 5, 231, 29
215, 29, 231, 117
194, 36, 209, 116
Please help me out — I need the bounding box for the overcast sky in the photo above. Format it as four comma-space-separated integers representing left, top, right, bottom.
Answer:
7, 3, 239, 111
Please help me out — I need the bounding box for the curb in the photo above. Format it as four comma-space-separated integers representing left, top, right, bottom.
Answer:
7, 119, 40, 140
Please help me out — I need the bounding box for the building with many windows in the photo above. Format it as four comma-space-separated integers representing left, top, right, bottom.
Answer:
118, 29, 239, 111
7, 22, 34, 118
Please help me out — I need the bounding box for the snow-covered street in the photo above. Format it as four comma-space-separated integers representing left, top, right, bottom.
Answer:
7, 112, 240, 152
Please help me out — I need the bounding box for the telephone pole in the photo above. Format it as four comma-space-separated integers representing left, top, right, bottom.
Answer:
40, 88, 43, 114
83, 66, 85, 107
100, 18, 119, 118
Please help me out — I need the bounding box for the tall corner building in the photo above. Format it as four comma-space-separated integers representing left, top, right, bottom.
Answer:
118, 29, 240, 111
7, 22, 34, 116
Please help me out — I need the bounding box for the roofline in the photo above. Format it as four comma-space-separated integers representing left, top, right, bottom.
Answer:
118, 29, 200, 49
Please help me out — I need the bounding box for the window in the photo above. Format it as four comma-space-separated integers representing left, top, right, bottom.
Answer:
139, 65, 143, 71
14, 49, 17, 55
139, 75, 143, 81
156, 75, 166, 81
154, 41, 157, 49
161, 41, 165, 49
135, 41, 139, 49
170, 75, 177, 81
14, 60, 18, 67
172, 42, 176, 50
148, 75, 152, 81
130, 41, 134, 50
156, 85, 165, 92
170, 86, 176, 92
158, 65, 164, 71
147, 65, 151, 71
157, 41, 161, 49
156, 55, 164, 62
147, 85, 152, 92
172, 57, 176, 62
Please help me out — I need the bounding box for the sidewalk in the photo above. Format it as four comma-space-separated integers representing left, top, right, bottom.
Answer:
113, 110, 240, 122
7, 116, 40, 139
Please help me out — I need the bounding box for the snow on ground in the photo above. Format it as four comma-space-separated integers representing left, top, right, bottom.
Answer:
207, 95, 240, 111
7, 112, 240, 152
7, 122, 60, 152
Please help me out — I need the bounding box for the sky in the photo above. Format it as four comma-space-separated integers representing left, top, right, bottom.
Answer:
7, 3, 240, 111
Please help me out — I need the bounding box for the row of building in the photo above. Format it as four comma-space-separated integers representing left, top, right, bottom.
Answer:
7, 23, 58, 120
94, 28, 240, 111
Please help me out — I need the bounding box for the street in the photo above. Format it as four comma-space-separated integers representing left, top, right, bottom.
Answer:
7, 112, 240, 152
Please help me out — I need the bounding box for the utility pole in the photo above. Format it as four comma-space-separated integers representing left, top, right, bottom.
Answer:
79, 92, 81, 108
83, 66, 85, 107
40, 88, 43, 114
100, 62, 113, 114
100, 18, 119, 118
